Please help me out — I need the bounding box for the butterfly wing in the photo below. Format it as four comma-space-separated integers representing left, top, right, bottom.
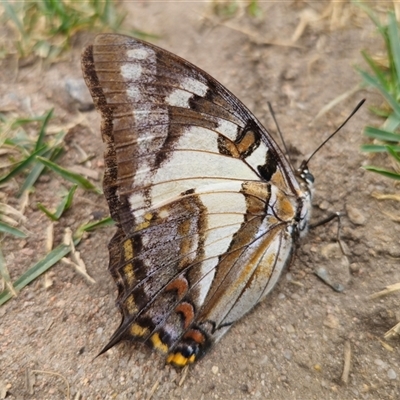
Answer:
82, 34, 309, 366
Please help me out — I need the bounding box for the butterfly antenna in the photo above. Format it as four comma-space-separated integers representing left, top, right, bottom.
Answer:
267, 102, 291, 164
304, 99, 366, 166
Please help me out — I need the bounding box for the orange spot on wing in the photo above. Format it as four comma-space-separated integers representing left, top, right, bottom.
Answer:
175, 302, 195, 329
165, 276, 189, 298
184, 329, 206, 345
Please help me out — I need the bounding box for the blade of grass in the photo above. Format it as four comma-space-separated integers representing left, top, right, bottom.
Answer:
62, 184, 77, 212
383, 112, 400, 132
0, 237, 82, 306
358, 69, 400, 119
364, 126, 400, 142
18, 145, 64, 196
0, 214, 114, 306
0, 221, 27, 238
361, 50, 390, 92
37, 203, 59, 221
3, 0, 26, 36
35, 109, 53, 151
361, 144, 400, 152
364, 166, 400, 180
387, 145, 400, 163
388, 13, 400, 90
36, 156, 102, 193
79, 216, 114, 232
0, 146, 47, 184
37, 184, 77, 221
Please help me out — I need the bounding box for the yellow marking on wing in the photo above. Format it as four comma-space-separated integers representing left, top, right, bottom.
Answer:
166, 352, 196, 367
123, 240, 133, 260
122, 263, 135, 286
178, 219, 191, 235
134, 212, 154, 232
124, 294, 138, 315
150, 333, 169, 353
237, 130, 256, 154
275, 191, 295, 220
130, 323, 149, 337
254, 252, 276, 279
145, 212, 154, 221
270, 169, 286, 189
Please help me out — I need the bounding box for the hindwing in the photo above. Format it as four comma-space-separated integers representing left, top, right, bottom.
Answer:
82, 34, 312, 366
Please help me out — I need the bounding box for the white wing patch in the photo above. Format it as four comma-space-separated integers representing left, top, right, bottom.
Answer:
245, 141, 268, 170
120, 63, 142, 80
126, 48, 150, 60
217, 119, 239, 141
175, 126, 219, 152
197, 222, 244, 307
180, 77, 208, 96
166, 89, 194, 108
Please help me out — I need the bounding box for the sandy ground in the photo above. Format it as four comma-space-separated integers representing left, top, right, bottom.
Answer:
1, 2, 400, 399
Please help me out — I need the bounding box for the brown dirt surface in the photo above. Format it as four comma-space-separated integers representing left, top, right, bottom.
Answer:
1, 2, 400, 399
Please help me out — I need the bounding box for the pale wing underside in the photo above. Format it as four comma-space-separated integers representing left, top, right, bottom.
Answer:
82, 34, 302, 364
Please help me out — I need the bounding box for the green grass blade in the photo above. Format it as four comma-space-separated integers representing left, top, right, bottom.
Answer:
36, 202, 59, 221
35, 109, 53, 151
43, 184, 77, 220
388, 13, 400, 91
384, 112, 400, 132
0, 221, 27, 238
74, 216, 114, 238
18, 145, 64, 196
361, 51, 389, 91
364, 126, 400, 142
63, 184, 78, 212
18, 161, 46, 196
361, 144, 400, 152
0, 237, 82, 306
363, 166, 400, 180
36, 156, 102, 193
3, 1, 26, 36
358, 69, 400, 119
0, 146, 47, 184
82, 216, 114, 231
10, 115, 47, 129
386, 145, 400, 163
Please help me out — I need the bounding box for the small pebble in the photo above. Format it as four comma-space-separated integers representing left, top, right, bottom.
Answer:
286, 324, 295, 334
211, 365, 218, 375
346, 205, 366, 225
323, 314, 340, 329
387, 369, 397, 380
283, 350, 292, 361
349, 263, 360, 274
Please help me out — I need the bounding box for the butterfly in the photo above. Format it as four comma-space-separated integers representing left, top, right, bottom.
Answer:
81, 33, 320, 367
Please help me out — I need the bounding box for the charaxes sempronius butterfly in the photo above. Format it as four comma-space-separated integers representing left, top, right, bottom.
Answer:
81, 34, 363, 367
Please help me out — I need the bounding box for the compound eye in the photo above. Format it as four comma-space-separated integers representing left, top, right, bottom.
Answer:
302, 170, 314, 184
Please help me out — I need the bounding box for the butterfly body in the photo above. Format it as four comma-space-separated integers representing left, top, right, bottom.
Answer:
82, 34, 313, 367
